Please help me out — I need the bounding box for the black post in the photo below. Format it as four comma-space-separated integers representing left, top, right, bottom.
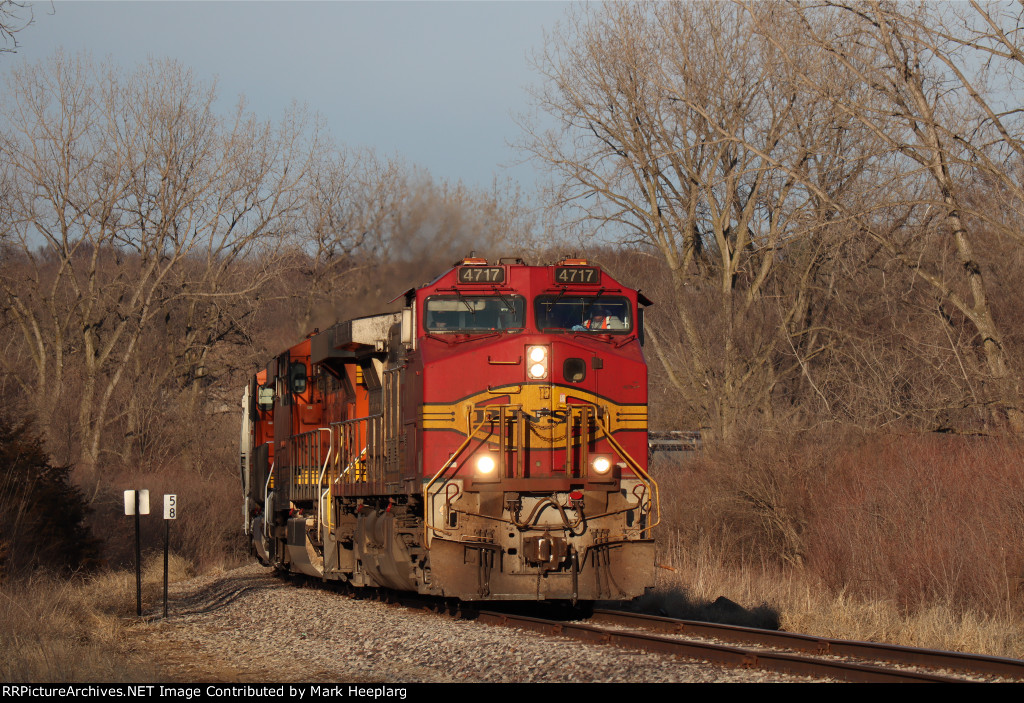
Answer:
163, 518, 169, 618
135, 490, 142, 617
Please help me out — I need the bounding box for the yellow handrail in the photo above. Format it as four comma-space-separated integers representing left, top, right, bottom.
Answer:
262, 460, 275, 544
595, 415, 660, 536
422, 412, 493, 543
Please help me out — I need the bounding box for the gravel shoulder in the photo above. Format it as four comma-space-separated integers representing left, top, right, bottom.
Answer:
126, 562, 813, 683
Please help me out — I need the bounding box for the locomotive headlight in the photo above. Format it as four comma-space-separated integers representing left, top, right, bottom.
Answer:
592, 457, 612, 475
527, 345, 549, 380
476, 455, 496, 475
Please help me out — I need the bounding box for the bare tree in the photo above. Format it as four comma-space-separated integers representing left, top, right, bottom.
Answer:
0, 1, 32, 55
0, 54, 317, 481
521, 2, 866, 441
742, 1, 1024, 432
293, 149, 412, 333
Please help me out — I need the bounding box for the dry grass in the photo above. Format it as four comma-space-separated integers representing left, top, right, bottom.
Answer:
650, 433, 1024, 660
0, 553, 193, 682
651, 541, 1024, 658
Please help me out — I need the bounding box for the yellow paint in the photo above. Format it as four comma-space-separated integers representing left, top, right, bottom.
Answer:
420, 383, 646, 448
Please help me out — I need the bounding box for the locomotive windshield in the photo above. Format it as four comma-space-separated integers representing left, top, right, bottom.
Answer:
535, 295, 632, 333
425, 295, 525, 332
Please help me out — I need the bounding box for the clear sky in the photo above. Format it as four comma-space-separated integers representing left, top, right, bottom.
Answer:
2, 1, 571, 191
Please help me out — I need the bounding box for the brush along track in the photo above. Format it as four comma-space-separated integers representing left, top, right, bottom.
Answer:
470, 609, 1024, 683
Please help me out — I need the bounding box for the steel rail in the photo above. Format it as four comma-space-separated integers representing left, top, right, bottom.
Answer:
475, 610, 991, 683
587, 609, 1024, 681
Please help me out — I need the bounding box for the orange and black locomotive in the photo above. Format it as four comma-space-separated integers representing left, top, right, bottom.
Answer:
240, 257, 658, 602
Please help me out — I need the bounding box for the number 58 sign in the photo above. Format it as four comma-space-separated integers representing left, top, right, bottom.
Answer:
164, 494, 177, 520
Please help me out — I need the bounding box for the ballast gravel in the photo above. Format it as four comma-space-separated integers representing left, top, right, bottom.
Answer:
127, 562, 818, 683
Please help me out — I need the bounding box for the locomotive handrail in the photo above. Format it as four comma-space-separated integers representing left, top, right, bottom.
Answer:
263, 460, 275, 545
423, 413, 493, 544
339, 447, 368, 480
595, 417, 660, 537
316, 427, 333, 542
565, 404, 594, 479
486, 355, 522, 365
331, 413, 384, 486
332, 411, 384, 427
290, 428, 328, 489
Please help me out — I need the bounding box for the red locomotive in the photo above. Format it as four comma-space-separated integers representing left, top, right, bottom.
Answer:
240, 257, 658, 601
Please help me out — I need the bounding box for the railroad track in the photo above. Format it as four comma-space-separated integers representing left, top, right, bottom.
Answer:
474, 608, 1024, 683
320, 576, 1024, 682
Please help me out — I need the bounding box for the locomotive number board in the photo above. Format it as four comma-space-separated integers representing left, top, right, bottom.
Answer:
458, 266, 505, 284
554, 266, 601, 284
